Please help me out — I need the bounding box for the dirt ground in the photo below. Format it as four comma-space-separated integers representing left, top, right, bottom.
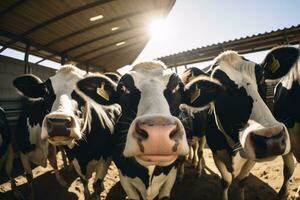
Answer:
1, 149, 300, 200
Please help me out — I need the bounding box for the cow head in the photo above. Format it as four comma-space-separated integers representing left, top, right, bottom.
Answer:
182, 46, 299, 161
76, 61, 189, 166
13, 65, 93, 146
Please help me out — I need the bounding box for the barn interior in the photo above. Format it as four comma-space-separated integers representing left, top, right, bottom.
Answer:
0, 1, 300, 200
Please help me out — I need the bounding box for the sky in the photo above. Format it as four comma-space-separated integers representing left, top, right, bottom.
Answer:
1, 0, 300, 73
119, 0, 300, 74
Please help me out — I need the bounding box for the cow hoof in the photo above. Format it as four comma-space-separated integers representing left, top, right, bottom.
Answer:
197, 171, 202, 178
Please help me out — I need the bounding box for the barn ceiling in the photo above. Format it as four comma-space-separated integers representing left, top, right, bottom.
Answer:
0, 0, 176, 72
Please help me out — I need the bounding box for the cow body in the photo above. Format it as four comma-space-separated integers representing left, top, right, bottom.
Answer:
178, 67, 209, 179
182, 47, 299, 200
76, 61, 189, 200
13, 65, 120, 199
274, 51, 300, 161
0, 107, 21, 198
13, 95, 66, 199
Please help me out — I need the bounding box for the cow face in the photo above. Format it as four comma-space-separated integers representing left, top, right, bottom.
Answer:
13, 65, 88, 146
76, 61, 189, 166
183, 47, 299, 161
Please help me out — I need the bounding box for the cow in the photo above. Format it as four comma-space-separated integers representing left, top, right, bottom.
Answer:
181, 46, 299, 200
76, 61, 190, 200
0, 107, 23, 199
12, 75, 70, 199
273, 45, 300, 195
177, 67, 209, 180
13, 65, 121, 199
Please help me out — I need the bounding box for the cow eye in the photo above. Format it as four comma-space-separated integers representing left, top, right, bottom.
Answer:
120, 85, 130, 95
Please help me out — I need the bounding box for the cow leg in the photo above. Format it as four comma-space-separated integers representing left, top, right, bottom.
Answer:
188, 144, 194, 161
176, 161, 185, 181
80, 177, 91, 199
279, 152, 295, 200
48, 145, 68, 187
236, 160, 255, 200
158, 167, 177, 200
20, 153, 34, 200
119, 172, 140, 200
196, 136, 206, 177
192, 137, 199, 168
213, 152, 232, 200
5, 144, 24, 200
91, 158, 111, 199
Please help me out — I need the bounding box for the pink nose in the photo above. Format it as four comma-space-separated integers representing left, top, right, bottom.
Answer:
134, 122, 180, 155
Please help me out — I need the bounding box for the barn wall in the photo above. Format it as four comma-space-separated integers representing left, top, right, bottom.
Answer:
0, 55, 56, 100
0, 55, 56, 125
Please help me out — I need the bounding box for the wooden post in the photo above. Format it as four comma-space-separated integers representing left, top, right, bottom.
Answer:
174, 66, 178, 73
61, 55, 66, 65
24, 42, 30, 74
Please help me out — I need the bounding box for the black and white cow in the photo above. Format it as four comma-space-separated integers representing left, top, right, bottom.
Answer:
181, 46, 299, 200
14, 65, 121, 199
273, 46, 300, 195
13, 74, 69, 199
0, 107, 22, 199
76, 61, 189, 200
177, 67, 209, 179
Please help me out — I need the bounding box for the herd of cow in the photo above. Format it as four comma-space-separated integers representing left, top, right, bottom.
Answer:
0, 45, 299, 200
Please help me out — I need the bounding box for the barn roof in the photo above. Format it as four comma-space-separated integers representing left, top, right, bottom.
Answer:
0, 0, 175, 72
158, 24, 300, 68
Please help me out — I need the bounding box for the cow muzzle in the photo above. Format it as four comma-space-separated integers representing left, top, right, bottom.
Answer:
251, 128, 286, 158
124, 115, 189, 166
41, 113, 81, 145
242, 125, 290, 160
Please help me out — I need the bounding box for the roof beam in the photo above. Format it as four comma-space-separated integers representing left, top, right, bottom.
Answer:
75, 33, 148, 58
62, 25, 146, 53
0, 0, 26, 17
0, 29, 96, 69
44, 9, 157, 47
88, 39, 146, 63
0, 0, 114, 51
26, 0, 114, 36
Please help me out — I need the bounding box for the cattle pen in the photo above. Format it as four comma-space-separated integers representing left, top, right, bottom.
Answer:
1, 1, 300, 200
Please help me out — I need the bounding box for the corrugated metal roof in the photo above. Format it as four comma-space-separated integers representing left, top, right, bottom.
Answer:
158, 24, 300, 67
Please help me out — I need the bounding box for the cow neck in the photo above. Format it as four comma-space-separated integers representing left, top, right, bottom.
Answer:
213, 108, 240, 150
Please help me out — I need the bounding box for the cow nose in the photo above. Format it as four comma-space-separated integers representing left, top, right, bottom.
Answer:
134, 119, 180, 154
251, 128, 286, 158
47, 117, 72, 137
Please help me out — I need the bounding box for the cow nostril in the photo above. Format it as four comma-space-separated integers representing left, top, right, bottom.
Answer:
65, 118, 73, 128
169, 126, 180, 140
135, 124, 149, 140
47, 117, 73, 128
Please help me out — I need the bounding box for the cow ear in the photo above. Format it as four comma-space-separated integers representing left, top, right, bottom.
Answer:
76, 75, 118, 105
13, 74, 46, 98
262, 46, 299, 79
182, 76, 223, 108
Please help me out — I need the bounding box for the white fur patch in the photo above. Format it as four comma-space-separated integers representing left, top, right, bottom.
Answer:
119, 166, 176, 200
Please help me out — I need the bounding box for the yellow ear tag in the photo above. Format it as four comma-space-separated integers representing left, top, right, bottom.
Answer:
190, 84, 201, 103
97, 82, 110, 101
267, 55, 280, 73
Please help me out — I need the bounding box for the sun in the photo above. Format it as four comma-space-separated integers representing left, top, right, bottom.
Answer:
149, 18, 166, 38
